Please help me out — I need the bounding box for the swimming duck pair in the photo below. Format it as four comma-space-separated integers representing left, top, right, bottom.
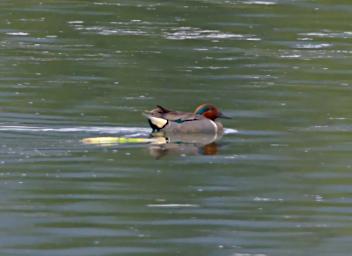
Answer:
144, 103, 230, 134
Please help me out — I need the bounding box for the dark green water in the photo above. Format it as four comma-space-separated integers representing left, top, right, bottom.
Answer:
1, 1, 352, 255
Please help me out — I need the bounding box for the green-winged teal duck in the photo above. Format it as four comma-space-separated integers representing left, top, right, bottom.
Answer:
143, 103, 230, 134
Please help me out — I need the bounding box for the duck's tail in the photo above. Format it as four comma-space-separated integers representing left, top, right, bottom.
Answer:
156, 105, 171, 113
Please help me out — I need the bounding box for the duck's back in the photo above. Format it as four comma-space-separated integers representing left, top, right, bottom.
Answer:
148, 106, 199, 122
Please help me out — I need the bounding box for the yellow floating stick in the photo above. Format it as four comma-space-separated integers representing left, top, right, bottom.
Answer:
81, 136, 166, 145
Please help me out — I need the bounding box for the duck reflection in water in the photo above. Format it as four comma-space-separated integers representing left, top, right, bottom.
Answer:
144, 104, 230, 158
148, 132, 222, 158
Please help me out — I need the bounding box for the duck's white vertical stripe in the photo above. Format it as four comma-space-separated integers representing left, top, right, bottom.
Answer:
208, 119, 219, 141
208, 119, 218, 133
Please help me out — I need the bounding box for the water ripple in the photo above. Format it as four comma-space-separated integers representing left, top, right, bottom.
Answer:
0, 125, 238, 136
242, 0, 277, 5
299, 31, 352, 39
0, 125, 150, 135
295, 43, 332, 49
164, 27, 260, 41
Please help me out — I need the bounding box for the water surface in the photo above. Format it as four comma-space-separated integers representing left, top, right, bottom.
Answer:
1, 1, 352, 255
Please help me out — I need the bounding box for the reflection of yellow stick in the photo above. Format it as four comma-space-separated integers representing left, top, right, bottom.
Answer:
81, 137, 166, 145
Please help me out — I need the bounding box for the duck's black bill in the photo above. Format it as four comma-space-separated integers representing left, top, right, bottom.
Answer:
219, 113, 231, 119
